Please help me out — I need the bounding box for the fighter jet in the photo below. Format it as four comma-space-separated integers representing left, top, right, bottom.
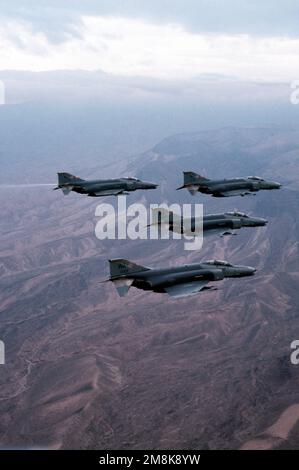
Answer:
105, 258, 256, 298
149, 208, 267, 237
54, 172, 158, 197
177, 171, 281, 197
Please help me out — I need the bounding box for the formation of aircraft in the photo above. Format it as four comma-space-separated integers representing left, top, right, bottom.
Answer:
55, 168, 281, 299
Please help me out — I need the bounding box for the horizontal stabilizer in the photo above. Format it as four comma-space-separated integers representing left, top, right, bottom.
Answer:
187, 185, 199, 196
62, 187, 72, 195
113, 278, 133, 297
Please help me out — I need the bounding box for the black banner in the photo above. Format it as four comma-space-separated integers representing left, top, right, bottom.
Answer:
0, 450, 295, 466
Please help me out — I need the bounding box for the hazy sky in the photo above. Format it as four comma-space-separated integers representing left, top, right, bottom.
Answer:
0, 1, 298, 81
0, 1, 298, 182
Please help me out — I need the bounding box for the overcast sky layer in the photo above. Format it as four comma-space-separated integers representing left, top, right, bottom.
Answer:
0, 2, 298, 182
0, 1, 298, 81
1, 0, 299, 38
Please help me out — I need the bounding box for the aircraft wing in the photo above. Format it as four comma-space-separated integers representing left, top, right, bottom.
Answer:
90, 189, 125, 196
215, 190, 250, 197
164, 280, 210, 298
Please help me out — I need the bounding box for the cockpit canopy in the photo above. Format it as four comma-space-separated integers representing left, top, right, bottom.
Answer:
226, 211, 248, 218
127, 177, 140, 181
248, 176, 264, 181
205, 260, 233, 267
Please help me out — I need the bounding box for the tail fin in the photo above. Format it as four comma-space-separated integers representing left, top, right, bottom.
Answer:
183, 171, 209, 185
108, 259, 150, 279
108, 259, 150, 297
151, 207, 176, 225
176, 171, 209, 195
150, 207, 182, 232
57, 172, 85, 186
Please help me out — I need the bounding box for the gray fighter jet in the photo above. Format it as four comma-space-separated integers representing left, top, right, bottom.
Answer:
54, 172, 158, 197
177, 171, 281, 197
106, 258, 256, 298
149, 208, 267, 237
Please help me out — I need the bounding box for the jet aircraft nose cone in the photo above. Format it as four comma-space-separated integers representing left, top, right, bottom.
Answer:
243, 217, 267, 227
235, 266, 257, 276
144, 182, 158, 189
271, 182, 281, 189
247, 267, 257, 275
255, 217, 268, 226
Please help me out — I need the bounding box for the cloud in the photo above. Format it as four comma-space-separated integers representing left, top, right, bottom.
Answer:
0, 69, 291, 112
1, 0, 299, 40
0, 15, 298, 82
